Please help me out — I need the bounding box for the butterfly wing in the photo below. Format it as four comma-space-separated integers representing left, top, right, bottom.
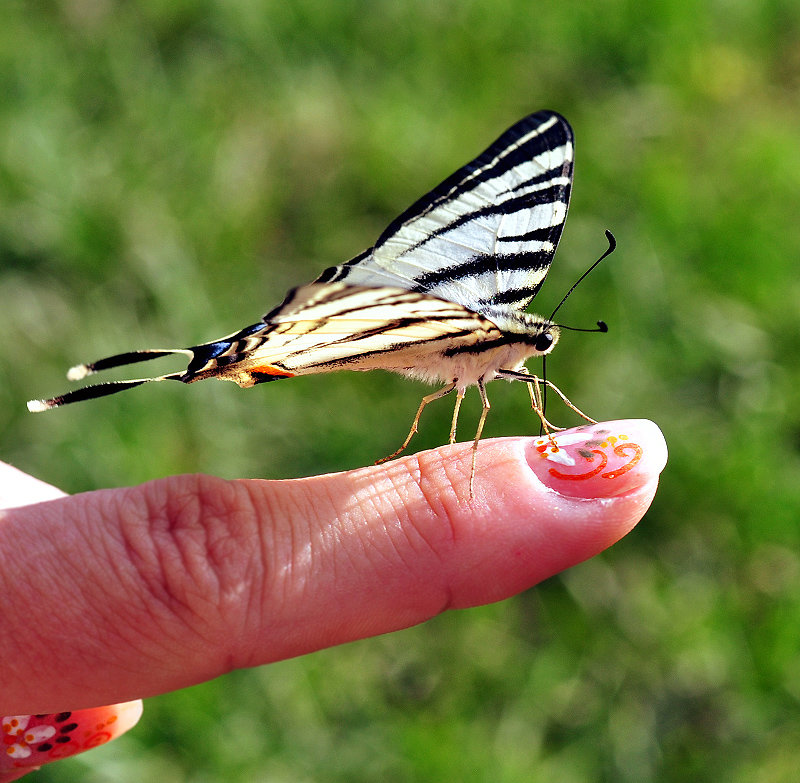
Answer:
188, 283, 504, 386
314, 110, 574, 315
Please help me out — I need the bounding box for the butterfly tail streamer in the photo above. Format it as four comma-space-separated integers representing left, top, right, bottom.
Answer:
65, 348, 193, 380
27, 374, 185, 411
27, 343, 237, 412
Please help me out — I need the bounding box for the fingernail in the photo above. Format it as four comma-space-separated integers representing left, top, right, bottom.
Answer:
527, 419, 667, 499
1, 701, 142, 774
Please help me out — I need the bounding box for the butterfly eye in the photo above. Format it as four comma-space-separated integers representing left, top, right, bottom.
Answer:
534, 331, 554, 353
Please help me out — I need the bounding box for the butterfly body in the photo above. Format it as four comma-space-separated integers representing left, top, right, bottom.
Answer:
29, 110, 602, 489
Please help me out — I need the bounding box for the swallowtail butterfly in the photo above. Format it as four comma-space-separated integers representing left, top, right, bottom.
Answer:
28, 110, 612, 489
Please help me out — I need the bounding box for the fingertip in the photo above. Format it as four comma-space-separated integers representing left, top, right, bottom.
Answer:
397, 422, 666, 607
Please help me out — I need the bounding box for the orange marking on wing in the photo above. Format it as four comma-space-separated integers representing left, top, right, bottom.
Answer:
250, 364, 296, 378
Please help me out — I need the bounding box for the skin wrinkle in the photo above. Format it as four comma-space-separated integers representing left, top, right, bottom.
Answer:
100, 488, 192, 664
405, 453, 456, 541
113, 484, 215, 665
346, 470, 421, 577
231, 475, 351, 669
2, 500, 108, 687
390, 456, 455, 569
193, 478, 267, 658
194, 478, 261, 601
127, 482, 214, 623
115, 476, 255, 664
369, 491, 429, 586
236, 477, 291, 648
353, 458, 449, 563
51, 496, 154, 672
352, 489, 396, 572
86, 498, 170, 668
337, 480, 406, 606
382, 453, 459, 613
289, 477, 342, 599
20, 493, 177, 687
415, 447, 472, 539
332, 513, 366, 602
314, 470, 402, 585
213, 478, 305, 664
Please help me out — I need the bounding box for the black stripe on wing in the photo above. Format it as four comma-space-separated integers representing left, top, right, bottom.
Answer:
495, 226, 558, 244
314, 249, 371, 284
410, 251, 551, 292
373, 111, 573, 252
403, 184, 568, 284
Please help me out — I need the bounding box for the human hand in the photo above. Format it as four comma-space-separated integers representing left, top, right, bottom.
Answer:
1, 419, 666, 780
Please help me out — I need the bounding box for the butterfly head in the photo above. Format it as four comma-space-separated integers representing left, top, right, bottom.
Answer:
531, 328, 558, 354
482, 307, 560, 358
517, 314, 560, 357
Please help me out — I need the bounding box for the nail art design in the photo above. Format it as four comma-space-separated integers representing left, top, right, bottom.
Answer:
2, 702, 141, 773
533, 429, 642, 481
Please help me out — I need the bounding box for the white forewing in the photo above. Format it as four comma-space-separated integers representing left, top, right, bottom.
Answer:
314, 111, 574, 316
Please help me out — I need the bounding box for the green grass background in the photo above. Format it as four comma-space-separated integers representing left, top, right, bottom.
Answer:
2, 0, 800, 780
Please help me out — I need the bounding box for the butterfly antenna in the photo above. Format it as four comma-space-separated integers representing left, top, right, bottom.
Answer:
548, 230, 616, 323
27, 348, 193, 412
540, 355, 547, 436
539, 231, 616, 429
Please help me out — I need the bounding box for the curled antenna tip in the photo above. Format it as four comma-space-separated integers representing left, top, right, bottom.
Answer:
597, 320, 608, 332
67, 364, 91, 381
548, 229, 618, 322
27, 399, 53, 413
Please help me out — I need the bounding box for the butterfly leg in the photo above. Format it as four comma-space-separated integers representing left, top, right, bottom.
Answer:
515, 366, 544, 415
449, 390, 465, 444
377, 382, 457, 464
514, 367, 559, 444
467, 379, 492, 497
498, 367, 593, 445
541, 379, 598, 425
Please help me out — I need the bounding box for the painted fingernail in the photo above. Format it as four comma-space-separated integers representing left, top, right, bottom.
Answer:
527, 419, 667, 499
1, 701, 142, 775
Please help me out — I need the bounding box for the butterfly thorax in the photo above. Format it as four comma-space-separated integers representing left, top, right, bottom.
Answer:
477, 306, 559, 346
372, 307, 560, 391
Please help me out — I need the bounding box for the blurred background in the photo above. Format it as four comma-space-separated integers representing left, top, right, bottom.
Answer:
2, 0, 799, 780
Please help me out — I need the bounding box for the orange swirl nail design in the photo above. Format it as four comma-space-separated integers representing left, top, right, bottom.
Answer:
534, 431, 643, 482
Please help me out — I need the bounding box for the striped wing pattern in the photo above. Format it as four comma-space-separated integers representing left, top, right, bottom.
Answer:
185, 284, 504, 385
315, 110, 573, 315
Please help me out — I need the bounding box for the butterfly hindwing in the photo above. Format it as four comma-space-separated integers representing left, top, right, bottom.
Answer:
315, 110, 574, 316
238, 283, 503, 380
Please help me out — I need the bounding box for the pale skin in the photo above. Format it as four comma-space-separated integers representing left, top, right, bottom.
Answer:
0, 419, 667, 779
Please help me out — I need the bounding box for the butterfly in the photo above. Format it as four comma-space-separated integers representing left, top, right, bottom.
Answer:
28, 110, 612, 491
